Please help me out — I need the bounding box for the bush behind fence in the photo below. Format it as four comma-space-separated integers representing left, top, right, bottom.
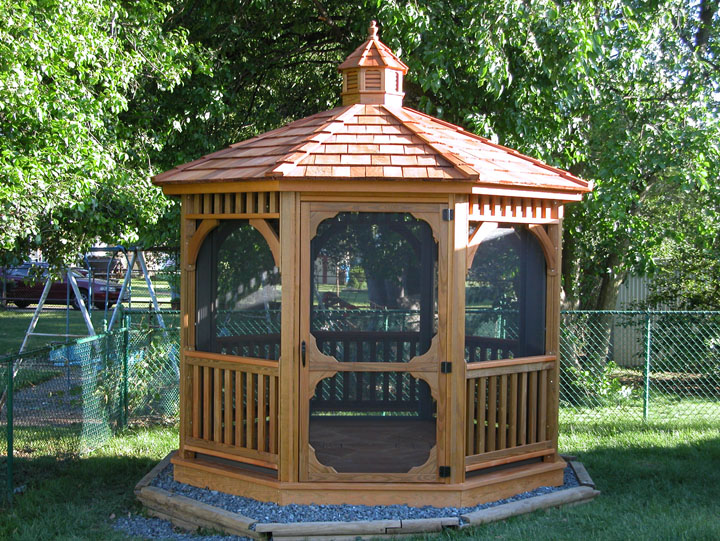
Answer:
0, 309, 718, 503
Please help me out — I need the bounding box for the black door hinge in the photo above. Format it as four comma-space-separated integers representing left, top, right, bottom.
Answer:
440, 361, 452, 373
439, 466, 451, 478
442, 208, 454, 221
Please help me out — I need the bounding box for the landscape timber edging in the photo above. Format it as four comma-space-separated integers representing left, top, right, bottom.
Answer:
460, 485, 600, 527
134, 453, 600, 540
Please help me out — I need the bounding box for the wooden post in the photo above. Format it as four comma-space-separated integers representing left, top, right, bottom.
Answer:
180, 195, 198, 459
279, 192, 299, 482
448, 195, 468, 484
545, 219, 562, 456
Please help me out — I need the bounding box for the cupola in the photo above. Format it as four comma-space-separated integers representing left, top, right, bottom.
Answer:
337, 20, 408, 107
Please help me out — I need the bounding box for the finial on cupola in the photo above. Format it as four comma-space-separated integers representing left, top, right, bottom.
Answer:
337, 20, 409, 107
368, 20, 379, 39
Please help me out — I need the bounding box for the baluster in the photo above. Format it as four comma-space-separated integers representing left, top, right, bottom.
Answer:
519, 372, 528, 446
342, 338, 351, 406
269, 375, 278, 453
466, 379, 476, 455
369, 339, 377, 404
213, 368, 222, 443
487, 376, 497, 452
508, 373, 518, 448
476, 377, 486, 453
192, 365, 201, 438
538, 369, 548, 442
498, 374, 508, 450
224, 368, 233, 444
328, 339, 338, 402
528, 370, 538, 443
382, 337, 390, 403
246, 372, 255, 450
235, 370, 244, 447
257, 374, 266, 452
203, 366, 211, 440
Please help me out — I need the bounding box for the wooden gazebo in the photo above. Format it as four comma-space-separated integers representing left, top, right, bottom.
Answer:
153, 22, 592, 507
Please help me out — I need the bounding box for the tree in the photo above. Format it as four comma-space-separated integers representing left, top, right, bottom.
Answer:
136, 1, 375, 168
0, 0, 196, 269
642, 185, 720, 309
376, 0, 720, 310
4, 0, 718, 314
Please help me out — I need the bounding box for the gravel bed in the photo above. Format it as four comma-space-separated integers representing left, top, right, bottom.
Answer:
114, 463, 579, 539
151, 463, 578, 525
114, 515, 251, 540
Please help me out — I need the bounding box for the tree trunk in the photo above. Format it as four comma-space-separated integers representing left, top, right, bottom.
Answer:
582, 251, 628, 367
560, 228, 582, 310
594, 251, 627, 311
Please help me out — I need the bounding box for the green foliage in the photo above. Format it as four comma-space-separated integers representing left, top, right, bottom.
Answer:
378, 0, 720, 309
313, 212, 430, 308
125, 332, 179, 419
347, 266, 365, 289
562, 360, 634, 406
2, 0, 719, 312
216, 222, 279, 310
642, 187, 720, 309
0, 0, 197, 269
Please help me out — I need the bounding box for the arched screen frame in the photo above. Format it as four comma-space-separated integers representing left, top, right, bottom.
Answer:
465, 221, 557, 364
192, 218, 281, 359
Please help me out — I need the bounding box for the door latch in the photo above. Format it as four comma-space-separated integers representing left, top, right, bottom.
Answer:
301, 341, 306, 367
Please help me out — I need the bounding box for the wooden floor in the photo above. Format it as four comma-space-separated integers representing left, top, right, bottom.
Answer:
309, 417, 435, 473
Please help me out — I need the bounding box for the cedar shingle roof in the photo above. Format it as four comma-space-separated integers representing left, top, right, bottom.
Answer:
153, 23, 590, 194
153, 104, 590, 193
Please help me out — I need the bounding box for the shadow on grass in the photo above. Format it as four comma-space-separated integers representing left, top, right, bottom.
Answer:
451, 421, 720, 541
0, 425, 177, 540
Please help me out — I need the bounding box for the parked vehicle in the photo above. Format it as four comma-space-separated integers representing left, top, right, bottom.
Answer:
1, 262, 128, 310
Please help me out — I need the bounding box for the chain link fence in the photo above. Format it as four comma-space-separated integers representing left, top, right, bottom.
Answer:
1, 309, 718, 504
560, 311, 720, 422
0, 310, 179, 504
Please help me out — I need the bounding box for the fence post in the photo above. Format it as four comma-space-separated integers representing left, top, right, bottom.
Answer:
122, 315, 130, 428
6, 357, 13, 506
643, 312, 652, 421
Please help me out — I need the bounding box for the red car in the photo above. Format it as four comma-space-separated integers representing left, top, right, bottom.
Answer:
2, 262, 127, 310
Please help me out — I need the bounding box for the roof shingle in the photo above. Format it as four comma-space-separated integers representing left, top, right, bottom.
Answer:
153, 104, 590, 193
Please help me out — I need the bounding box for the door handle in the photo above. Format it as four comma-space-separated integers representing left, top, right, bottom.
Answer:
301, 341, 306, 367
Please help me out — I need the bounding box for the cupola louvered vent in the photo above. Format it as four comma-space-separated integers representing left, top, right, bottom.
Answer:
365, 70, 381, 90
346, 71, 358, 91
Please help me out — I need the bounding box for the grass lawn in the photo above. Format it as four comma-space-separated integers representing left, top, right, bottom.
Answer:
0, 309, 110, 356
0, 419, 718, 540
0, 426, 178, 540
0, 299, 178, 357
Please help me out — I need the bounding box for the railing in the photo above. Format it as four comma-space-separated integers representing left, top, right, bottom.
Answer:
311, 371, 426, 414
464, 355, 555, 472
311, 330, 428, 415
216, 333, 281, 361
465, 335, 518, 362
185, 351, 279, 470
313, 330, 422, 363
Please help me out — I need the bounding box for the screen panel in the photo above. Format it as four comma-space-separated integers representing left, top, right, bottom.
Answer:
196, 220, 281, 360
465, 226, 546, 361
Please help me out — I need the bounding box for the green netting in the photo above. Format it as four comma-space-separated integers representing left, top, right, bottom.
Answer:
0, 313, 180, 503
